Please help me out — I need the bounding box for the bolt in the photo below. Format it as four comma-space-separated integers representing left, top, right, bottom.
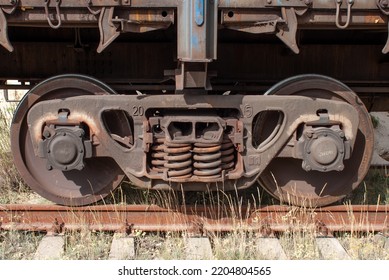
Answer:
43, 130, 51, 138
307, 150, 311, 154
338, 131, 345, 138
80, 149, 84, 154
304, 0, 312, 5
381, 0, 388, 7
47, 165, 53, 171
266, 0, 272, 4
305, 132, 313, 138
337, 165, 344, 171
304, 164, 311, 171
340, 149, 344, 154
323, 167, 327, 171
64, 166, 68, 171
47, 149, 51, 154
10, 0, 16, 5
63, 132, 67, 136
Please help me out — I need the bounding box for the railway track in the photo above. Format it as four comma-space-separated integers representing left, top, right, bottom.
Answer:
0, 204, 387, 234
0, 204, 388, 260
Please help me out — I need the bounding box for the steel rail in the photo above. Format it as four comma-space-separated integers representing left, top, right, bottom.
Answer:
0, 204, 387, 235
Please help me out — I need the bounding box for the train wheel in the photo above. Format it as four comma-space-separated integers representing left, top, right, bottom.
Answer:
11, 74, 125, 206
257, 74, 374, 207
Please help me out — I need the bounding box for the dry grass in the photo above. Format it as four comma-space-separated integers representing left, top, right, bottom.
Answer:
0, 231, 43, 260
338, 233, 389, 260
350, 169, 389, 205
278, 230, 320, 260
134, 232, 187, 260
0, 103, 35, 204
212, 231, 260, 260
62, 230, 113, 260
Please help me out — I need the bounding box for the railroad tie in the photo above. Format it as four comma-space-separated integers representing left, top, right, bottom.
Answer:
108, 233, 135, 260
34, 235, 65, 260
373, 234, 389, 251
185, 237, 213, 260
316, 237, 351, 260
256, 238, 288, 260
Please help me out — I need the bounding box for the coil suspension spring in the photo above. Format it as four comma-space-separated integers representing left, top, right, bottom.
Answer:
193, 143, 222, 178
150, 138, 167, 173
164, 142, 193, 179
221, 138, 236, 172
150, 137, 236, 179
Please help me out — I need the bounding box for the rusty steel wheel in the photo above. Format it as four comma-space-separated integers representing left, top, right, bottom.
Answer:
257, 74, 374, 207
11, 74, 125, 206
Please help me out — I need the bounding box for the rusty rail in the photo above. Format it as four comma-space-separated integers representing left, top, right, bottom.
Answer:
0, 204, 388, 235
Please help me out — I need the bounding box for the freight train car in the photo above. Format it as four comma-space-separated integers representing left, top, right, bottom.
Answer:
1, 0, 388, 206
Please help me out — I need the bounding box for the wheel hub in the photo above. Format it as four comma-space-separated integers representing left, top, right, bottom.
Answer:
41, 126, 92, 171
299, 126, 350, 172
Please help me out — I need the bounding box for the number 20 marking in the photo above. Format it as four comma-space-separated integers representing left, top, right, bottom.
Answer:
133, 106, 144, 116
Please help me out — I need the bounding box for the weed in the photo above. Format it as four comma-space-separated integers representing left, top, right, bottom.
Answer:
212, 231, 259, 260
349, 169, 389, 205
0, 231, 43, 260
135, 232, 187, 260
0, 103, 33, 204
338, 233, 389, 260
62, 230, 113, 260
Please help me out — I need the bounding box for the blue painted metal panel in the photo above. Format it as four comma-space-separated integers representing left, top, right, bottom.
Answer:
195, 0, 204, 26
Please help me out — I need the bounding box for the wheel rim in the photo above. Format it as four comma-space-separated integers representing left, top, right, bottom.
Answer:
11, 74, 125, 206
257, 75, 374, 207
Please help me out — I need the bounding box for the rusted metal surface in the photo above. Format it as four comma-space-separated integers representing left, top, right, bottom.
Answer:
2, 0, 389, 209
0, 0, 382, 9
12, 74, 363, 206
0, 204, 387, 234
10, 75, 125, 206
258, 75, 374, 207
3, 42, 389, 111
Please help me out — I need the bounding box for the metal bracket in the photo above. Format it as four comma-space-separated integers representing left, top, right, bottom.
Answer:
86, 0, 101, 16
173, 62, 213, 90
44, 0, 62, 29
335, 0, 354, 29
383, 22, 389, 54
111, 18, 172, 33
226, 18, 285, 34
276, 7, 299, 54
0, 8, 12, 52
376, 0, 389, 53
97, 7, 119, 53
265, 0, 312, 7
0, 0, 17, 52
97, 7, 173, 53
377, 0, 389, 15
222, 8, 300, 54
